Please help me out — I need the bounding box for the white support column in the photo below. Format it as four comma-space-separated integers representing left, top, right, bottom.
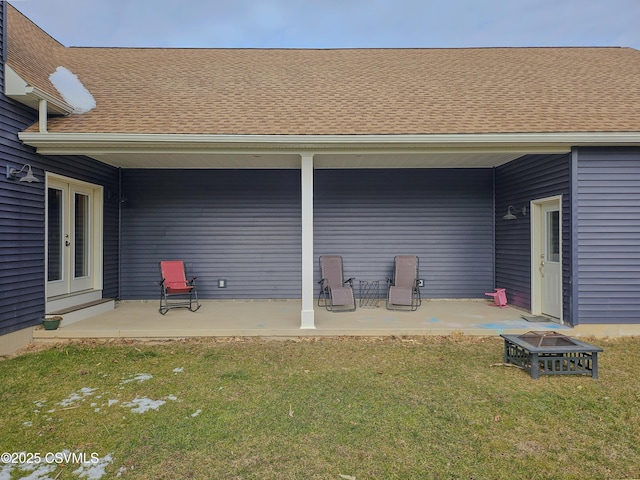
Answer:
300, 153, 316, 329
38, 99, 48, 133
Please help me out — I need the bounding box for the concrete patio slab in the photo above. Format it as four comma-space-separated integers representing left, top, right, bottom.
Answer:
32, 299, 585, 342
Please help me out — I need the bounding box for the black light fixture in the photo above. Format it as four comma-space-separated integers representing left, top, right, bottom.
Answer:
503, 205, 527, 220
6, 163, 40, 183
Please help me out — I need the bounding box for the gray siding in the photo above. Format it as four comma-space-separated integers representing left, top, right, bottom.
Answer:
121, 168, 495, 300
574, 147, 640, 324
495, 154, 571, 318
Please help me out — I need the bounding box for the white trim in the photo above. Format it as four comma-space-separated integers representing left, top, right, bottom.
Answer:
46, 290, 102, 314
300, 153, 315, 329
4, 64, 73, 115
18, 131, 640, 156
39, 99, 47, 133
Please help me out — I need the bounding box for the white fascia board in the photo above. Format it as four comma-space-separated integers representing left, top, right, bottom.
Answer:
18, 131, 640, 156
4, 64, 73, 115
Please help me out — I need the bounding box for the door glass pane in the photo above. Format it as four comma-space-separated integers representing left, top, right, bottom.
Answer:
546, 210, 560, 262
48, 188, 63, 282
74, 193, 90, 278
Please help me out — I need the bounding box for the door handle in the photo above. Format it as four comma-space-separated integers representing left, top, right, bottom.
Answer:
539, 260, 545, 277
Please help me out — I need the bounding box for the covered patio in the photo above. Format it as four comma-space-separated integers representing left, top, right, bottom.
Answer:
4, 8, 640, 358
33, 299, 576, 342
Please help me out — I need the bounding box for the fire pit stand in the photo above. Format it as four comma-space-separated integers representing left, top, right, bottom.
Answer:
500, 331, 603, 380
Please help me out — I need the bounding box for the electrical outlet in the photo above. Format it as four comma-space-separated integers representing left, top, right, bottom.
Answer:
218, 279, 227, 288
418, 279, 425, 288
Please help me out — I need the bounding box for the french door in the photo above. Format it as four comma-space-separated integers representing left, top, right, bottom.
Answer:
47, 177, 101, 298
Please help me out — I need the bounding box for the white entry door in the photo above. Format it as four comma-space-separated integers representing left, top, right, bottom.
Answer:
47, 177, 101, 298
540, 202, 562, 319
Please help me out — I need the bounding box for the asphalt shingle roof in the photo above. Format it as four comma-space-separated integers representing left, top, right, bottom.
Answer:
8, 4, 640, 136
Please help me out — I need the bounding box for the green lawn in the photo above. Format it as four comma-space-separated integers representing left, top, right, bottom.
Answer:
1, 336, 638, 479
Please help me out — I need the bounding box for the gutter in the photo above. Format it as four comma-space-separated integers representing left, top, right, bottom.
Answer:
4, 64, 73, 116
17, 131, 640, 156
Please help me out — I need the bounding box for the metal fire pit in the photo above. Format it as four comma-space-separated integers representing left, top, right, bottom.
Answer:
500, 331, 603, 380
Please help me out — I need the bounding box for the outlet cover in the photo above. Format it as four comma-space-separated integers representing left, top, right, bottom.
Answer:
218, 279, 227, 288
418, 279, 425, 288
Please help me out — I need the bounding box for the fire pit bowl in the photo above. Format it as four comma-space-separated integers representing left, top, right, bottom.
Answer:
500, 331, 603, 380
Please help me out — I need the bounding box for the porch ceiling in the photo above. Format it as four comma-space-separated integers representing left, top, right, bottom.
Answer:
87, 151, 528, 169
23, 130, 640, 169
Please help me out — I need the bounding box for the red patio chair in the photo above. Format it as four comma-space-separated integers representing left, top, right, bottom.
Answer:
318, 255, 356, 312
159, 260, 200, 314
386, 255, 421, 311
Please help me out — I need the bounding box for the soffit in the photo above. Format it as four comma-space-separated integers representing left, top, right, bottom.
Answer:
87, 151, 527, 169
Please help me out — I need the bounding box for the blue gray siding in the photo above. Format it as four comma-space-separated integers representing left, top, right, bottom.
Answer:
315, 169, 495, 298
0, 111, 120, 335
495, 154, 571, 318
120, 168, 495, 300
0, 1, 43, 334
0, 3, 4, 68
120, 169, 302, 299
574, 147, 640, 324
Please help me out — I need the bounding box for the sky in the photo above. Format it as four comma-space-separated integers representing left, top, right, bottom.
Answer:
8, 0, 640, 50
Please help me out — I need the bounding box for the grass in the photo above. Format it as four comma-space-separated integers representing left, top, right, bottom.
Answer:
1, 335, 639, 479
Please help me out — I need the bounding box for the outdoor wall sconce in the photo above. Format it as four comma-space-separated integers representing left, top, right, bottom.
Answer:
502, 205, 527, 220
6, 163, 40, 183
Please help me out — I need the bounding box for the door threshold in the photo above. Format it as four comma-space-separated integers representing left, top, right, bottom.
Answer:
46, 290, 103, 313
46, 298, 115, 327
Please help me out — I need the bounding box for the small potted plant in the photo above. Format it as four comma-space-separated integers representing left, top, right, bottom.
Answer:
42, 315, 63, 330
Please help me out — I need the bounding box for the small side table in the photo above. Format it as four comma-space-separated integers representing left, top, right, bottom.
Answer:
358, 280, 380, 308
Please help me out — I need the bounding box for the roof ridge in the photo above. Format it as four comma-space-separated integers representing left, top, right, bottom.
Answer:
61, 45, 626, 52
7, 3, 66, 49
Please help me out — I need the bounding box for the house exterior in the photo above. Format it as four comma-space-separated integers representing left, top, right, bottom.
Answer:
2, 3, 640, 352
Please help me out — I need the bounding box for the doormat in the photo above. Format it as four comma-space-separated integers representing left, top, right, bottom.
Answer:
522, 315, 551, 323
